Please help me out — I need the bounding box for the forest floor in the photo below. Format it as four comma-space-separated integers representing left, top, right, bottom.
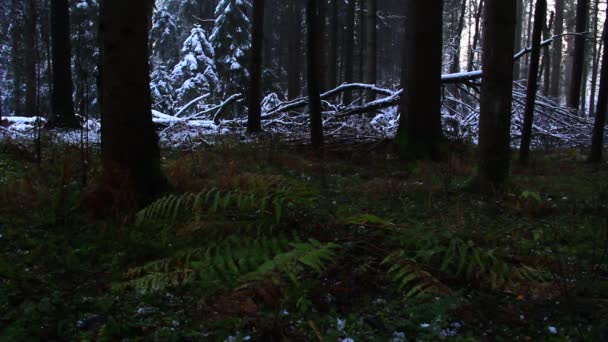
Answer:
1, 137, 608, 341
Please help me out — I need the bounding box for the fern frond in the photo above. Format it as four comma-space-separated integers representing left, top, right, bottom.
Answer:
383, 250, 450, 300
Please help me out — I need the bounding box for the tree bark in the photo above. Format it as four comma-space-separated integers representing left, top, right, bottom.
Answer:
540, 11, 553, 95
342, 0, 355, 105
10, 0, 24, 117
318, 0, 329, 91
327, 0, 338, 90
588, 0, 600, 117
307, 0, 324, 149
468, 0, 484, 72
49, 0, 78, 127
567, 0, 589, 110
513, 0, 524, 79
450, 0, 468, 74
287, 1, 302, 100
395, 0, 443, 159
549, 0, 564, 99
519, 0, 546, 165
24, 0, 37, 117
477, 0, 516, 191
589, 18, 608, 163
247, 0, 265, 133
364, 0, 377, 103
99, 0, 166, 206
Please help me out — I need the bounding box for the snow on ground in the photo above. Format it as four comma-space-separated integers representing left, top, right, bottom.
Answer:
0, 83, 602, 150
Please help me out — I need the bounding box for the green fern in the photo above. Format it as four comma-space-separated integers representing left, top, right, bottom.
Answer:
378, 224, 550, 299
136, 187, 312, 229
383, 250, 450, 300
113, 235, 338, 295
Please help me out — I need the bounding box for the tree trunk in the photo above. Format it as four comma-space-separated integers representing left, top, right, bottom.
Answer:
540, 11, 553, 95
450, 0, 467, 74
99, 0, 166, 206
262, 0, 273, 72
247, 0, 264, 133
327, 0, 338, 90
364, 0, 377, 103
342, 0, 355, 105
24, 0, 37, 117
468, 0, 484, 72
588, 0, 600, 117
287, 1, 302, 100
358, 0, 366, 103
589, 18, 608, 163
10, 0, 24, 117
476, 0, 516, 191
318, 0, 329, 92
519, 0, 547, 165
50, 0, 78, 127
567, 0, 589, 110
513, 0, 523, 79
549, 0, 564, 99
307, 0, 324, 149
395, 0, 443, 159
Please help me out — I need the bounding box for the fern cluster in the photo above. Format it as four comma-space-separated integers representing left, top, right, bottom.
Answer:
379, 225, 550, 300
114, 186, 337, 297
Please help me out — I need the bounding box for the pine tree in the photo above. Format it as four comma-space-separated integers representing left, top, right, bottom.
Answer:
395, 0, 444, 159
72, 0, 100, 118
519, 0, 546, 165
476, 0, 516, 192
99, 0, 166, 206
150, 65, 176, 115
589, 17, 608, 163
171, 26, 218, 113
49, 0, 79, 127
211, 0, 252, 96
150, 6, 179, 67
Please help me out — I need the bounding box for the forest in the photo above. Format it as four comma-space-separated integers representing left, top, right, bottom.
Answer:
1, 0, 608, 340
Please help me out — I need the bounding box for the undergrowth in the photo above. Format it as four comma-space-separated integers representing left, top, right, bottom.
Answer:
1, 142, 607, 340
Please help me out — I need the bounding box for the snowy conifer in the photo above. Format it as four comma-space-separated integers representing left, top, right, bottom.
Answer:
151, 6, 179, 67
210, 0, 252, 96
150, 65, 176, 115
171, 26, 218, 112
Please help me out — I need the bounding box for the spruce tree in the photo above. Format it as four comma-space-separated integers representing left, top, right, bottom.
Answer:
211, 0, 252, 96
171, 26, 218, 112
150, 65, 176, 115
151, 7, 180, 67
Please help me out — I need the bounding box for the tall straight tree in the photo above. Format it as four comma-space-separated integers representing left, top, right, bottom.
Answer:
519, 0, 546, 165
365, 0, 377, 103
567, 0, 589, 110
99, 0, 166, 206
549, 0, 564, 98
24, 0, 37, 117
395, 0, 443, 159
327, 0, 338, 90
342, 0, 355, 105
247, 0, 265, 133
49, 0, 78, 127
513, 0, 523, 79
589, 18, 608, 163
476, 0, 516, 191
307, 0, 324, 149
287, 0, 302, 100
450, 0, 467, 74
587, 0, 601, 116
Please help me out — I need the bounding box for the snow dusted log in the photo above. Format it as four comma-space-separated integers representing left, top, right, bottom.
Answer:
264, 83, 397, 117
442, 32, 588, 84
212, 93, 244, 123
174, 94, 212, 118
441, 70, 483, 84
335, 90, 403, 118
